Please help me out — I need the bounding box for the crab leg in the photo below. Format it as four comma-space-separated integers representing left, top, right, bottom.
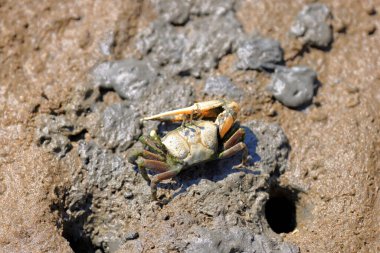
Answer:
137, 158, 170, 173
151, 170, 179, 201
141, 150, 165, 161
127, 149, 165, 169
136, 157, 180, 201
143, 100, 227, 122
139, 136, 165, 155
219, 142, 248, 168
223, 128, 245, 150
135, 157, 170, 185
136, 161, 150, 183
136, 157, 182, 201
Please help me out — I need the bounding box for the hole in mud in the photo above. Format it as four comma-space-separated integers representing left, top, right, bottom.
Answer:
51, 190, 97, 253
68, 129, 88, 142
84, 89, 94, 100
265, 186, 298, 233
178, 70, 192, 77
62, 219, 96, 253
97, 87, 115, 102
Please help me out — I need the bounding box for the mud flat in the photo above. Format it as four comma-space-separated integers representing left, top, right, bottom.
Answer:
0, 1, 379, 253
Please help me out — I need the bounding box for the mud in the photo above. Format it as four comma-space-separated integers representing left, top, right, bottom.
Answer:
236, 36, 284, 71
183, 227, 299, 253
1, 0, 379, 253
203, 76, 244, 101
96, 103, 141, 152
36, 114, 75, 158
91, 59, 157, 100
53, 114, 293, 252
136, 0, 243, 77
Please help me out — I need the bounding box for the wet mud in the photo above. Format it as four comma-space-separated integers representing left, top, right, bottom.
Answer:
0, 0, 379, 253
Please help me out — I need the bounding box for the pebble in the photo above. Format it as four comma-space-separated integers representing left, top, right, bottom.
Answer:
267, 66, 318, 108
236, 36, 284, 71
290, 3, 333, 48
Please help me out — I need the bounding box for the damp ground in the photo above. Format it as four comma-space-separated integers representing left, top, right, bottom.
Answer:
0, 1, 379, 253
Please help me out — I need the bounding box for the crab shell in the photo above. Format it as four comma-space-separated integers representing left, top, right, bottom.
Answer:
161, 120, 219, 166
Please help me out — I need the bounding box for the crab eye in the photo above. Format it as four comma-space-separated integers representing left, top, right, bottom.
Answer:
228, 101, 240, 115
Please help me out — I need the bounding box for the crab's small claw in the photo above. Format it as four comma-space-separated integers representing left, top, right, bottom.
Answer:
143, 100, 236, 122
215, 101, 239, 138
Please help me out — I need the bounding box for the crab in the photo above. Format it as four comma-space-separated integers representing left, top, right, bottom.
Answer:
128, 99, 249, 201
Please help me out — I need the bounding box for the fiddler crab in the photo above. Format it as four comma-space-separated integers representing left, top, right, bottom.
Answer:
128, 99, 249, 201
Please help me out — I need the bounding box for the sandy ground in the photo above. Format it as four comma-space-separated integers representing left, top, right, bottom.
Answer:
0, 0, 379, 252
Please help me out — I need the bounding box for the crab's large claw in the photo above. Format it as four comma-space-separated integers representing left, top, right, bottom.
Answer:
143, 100, 235, 122
215, 101, 239, 138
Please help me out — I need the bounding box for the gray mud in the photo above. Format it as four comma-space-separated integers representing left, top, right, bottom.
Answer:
50, 113, 295, 252
36, 74, 296, 253
290, 3, 333, 48
78, 140, 127, 191
91, 59, 157, 100
96, 103, 141, 152
34, 1, 309, 252
244, 121, 289, 175
137, 0, 243, 77
184, 226, 299, 253
35, 87, 98, 157
36, 115, 83, 158
203, 75, 243, 101
267, 66, 318, 108
152, 0, 191, 25
236, 36, 284, 71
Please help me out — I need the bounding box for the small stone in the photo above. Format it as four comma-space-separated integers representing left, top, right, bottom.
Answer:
290, 3, 333, 48
245, 121, 290, 175
236, 36, 284, 71
125, 232, 139, 241
267, 66, 318, 108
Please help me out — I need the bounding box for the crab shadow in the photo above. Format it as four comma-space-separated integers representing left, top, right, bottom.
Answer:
155, 125, 262, 201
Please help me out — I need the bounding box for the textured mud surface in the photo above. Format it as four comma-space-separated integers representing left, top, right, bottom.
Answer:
136, 0, 243, 77
0, 1, 380, 253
